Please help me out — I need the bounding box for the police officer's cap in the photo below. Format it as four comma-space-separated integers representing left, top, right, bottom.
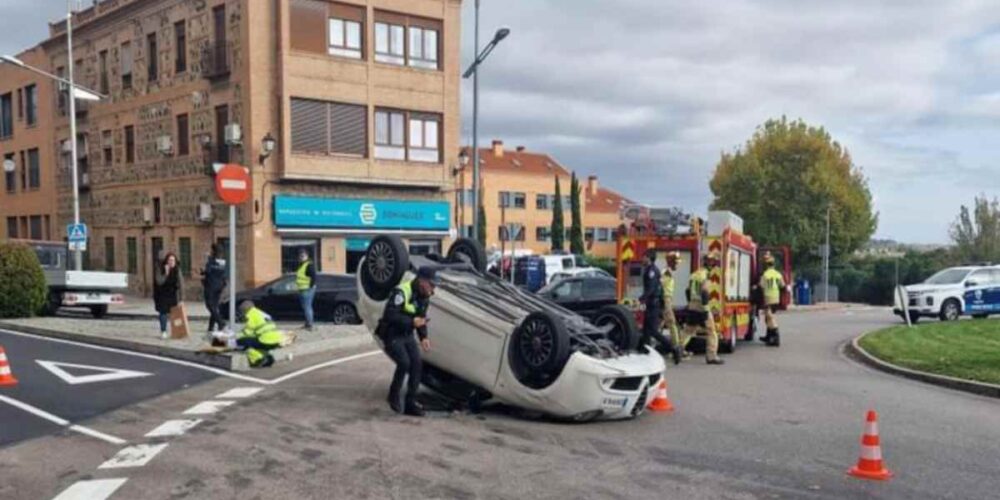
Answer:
416, 267, 440, 285
645, 249, 657, 260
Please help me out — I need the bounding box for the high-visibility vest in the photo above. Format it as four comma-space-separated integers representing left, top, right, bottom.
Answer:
396, 280, 418, 315
687, 268, 708, 312
241, 307, 284, 346
762, 268, 784, 306
661, 269, 675, 304
296, 261, 313, 291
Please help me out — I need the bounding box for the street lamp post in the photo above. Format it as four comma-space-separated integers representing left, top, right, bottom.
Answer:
823, 204, 831, 303
463, 1, 510, 244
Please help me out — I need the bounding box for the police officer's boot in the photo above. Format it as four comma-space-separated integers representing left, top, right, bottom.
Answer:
770, 329, 781, 348
404, 396, 425, 417
387, 392, 402, 414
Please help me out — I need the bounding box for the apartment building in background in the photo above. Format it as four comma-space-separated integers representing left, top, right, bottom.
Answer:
0, 46, 58, 243
456, 141, 629, 258
10, 0, 462, 297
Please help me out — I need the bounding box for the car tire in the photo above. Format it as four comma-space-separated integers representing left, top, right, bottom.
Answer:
447, 238, 487, 272
360, 235, 410, 301
331, 302, 359, 325
592, 304, 640, 352
90, 305, 108, 319
509, 311, 571, 390
939, 299, 961, 322
907, 312, 920, 324
42, 293, 61, 316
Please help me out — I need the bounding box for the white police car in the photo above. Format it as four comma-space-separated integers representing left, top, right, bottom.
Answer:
894, 266, 1000, 323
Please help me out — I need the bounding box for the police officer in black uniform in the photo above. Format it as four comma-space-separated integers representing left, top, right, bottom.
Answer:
640, 249, 682, 365
381, 267, 437, 417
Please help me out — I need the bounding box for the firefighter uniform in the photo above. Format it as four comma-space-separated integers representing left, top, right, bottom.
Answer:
684, 255, 723, 364
237, 305, 286, 368
760, 256, 786, 347
661, 252, 687, 353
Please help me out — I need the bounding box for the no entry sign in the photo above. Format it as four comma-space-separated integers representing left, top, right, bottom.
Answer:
215, 164, 251, 205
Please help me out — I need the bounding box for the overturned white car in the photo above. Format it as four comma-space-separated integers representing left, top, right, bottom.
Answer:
356, 236, 666, 421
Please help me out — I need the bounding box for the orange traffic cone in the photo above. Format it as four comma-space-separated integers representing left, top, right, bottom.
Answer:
647, 379, 675, 413
0, 345, 18, 387
848, 410, 892, 481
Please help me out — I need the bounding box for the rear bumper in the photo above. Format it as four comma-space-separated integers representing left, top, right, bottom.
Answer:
62, 292, 124, 307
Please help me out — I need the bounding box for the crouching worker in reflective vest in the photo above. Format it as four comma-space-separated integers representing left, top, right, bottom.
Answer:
233, 300, 286, 368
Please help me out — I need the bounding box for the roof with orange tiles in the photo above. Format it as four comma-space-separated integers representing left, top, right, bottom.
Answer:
461, 144, 573, 178
586, 186, 633, 214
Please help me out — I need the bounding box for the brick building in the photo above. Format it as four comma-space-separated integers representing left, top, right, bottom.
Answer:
2, 0, 463, 298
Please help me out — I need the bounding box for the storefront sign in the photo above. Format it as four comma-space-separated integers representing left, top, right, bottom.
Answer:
274, 196, 450, 232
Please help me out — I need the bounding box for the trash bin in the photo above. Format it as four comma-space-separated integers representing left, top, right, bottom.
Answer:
514, 256, 546, 292
795, 279, 811, 305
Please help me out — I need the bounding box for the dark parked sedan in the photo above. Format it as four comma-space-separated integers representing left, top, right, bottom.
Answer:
537, 276, 618, 319
222, 273, 361, 325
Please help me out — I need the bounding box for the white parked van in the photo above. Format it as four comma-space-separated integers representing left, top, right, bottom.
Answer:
893, 266, 1000, 323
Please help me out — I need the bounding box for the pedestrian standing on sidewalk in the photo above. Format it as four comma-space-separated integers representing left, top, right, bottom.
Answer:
201, 244, 228, 334
154, 252, 184, 340
295, 249, 318, 331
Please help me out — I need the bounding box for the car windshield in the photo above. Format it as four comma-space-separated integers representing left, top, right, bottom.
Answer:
924, 268, 970, 285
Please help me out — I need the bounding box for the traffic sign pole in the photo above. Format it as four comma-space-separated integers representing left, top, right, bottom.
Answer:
214, 164, 251, 333
229, 204, 236, 332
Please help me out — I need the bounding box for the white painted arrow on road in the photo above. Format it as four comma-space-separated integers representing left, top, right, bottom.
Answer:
36, 360, 153, 385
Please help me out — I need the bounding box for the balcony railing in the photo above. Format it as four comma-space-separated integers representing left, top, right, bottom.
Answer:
202, 41, 231, 80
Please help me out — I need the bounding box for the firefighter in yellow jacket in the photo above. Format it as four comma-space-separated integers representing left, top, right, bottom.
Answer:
661, 251, 689, 359
684, 253, 724, 365
759, 252, 786, 347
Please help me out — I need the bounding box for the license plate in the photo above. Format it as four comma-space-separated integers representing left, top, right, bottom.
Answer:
602, 397, 628, 409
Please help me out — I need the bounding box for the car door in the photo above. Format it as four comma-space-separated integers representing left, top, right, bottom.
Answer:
579, 278, 617, 318
262, 275, 300, 320
548, 279, 584, 313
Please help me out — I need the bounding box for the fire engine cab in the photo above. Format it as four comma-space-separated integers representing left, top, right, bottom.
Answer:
615, 207, 760, 353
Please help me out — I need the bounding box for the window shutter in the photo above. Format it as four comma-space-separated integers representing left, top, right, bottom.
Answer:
290, 0, 327, 54
291, 98, 329, 153
329, 103, 366, 156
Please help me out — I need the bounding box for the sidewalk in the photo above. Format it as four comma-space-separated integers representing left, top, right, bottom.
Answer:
0, 315, 373, 371
110, 297, 210, 320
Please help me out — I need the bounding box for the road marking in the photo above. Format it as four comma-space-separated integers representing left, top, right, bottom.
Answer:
183, 400, 235, 415
145, 419, 202, 438
0, 394, 126, 445
36, 360, 153, 385
99, 443, 169, 469
268, 350, 381, 384
51, 478, 128, 500
216, 387, 263, 399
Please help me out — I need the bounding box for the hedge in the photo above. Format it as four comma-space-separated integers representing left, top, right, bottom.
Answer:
0, 242, 47, 318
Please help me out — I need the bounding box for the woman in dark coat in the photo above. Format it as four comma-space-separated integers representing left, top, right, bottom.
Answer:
201, 244, 228, 333
154, 252, 184, 339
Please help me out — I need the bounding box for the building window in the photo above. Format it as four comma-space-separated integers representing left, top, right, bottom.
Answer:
407, 113, 440, 162
153, 197, 162, 224
3, 153, 14, 193
19, 151, 25, 190
29, 216, 43, 240
6, 217, 17, 239
499, 192, 525, 209
536, 194, 550, 210
290, 98, 366, 157
536, 227, 550, 242
121, 41, 133, 90
174, 21, 187, 74
44, 215, 50, 240
408, 26, 438, 69
147, 33, 159, 83
124, 125, 135, 164
513, 193, 526, 209
374, 22, 405, 65
596, 227, 611, 242
176, 114, 189, 156
104, 237, 116, 271
374, 109, 406, 160
215, 105, 229, 163
102, 130, 113, 166
457, 189, 474, 205
55, 67, 67, 115
99, 50, 109, 94
585, 227, 595, 242
126, 237, 138, 274
27, 149, 40, 189
329, 18, 362, 59
0, 92, 12, 138
16, 89, 23, 121
24, 85, 36, 127
179, 237, 192, 277
499, 224, 525, 242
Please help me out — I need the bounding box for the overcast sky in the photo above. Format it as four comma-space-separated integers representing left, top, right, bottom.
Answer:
5, 1, 1000, 244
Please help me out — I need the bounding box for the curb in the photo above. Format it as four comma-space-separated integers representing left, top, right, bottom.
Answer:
846, 333, 1000, 399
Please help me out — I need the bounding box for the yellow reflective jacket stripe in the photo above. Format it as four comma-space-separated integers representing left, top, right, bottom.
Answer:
397, 280, 417, 315
688, 268, 708, 310
296, 261, 312, 290
241, 307, 284, 345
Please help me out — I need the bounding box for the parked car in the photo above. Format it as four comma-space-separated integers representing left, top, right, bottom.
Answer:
356, 236, 664, 422
537, 276, 618, 320
548, 267, 614, 284
222, 273, 361, 325
893, 266, 1000, 323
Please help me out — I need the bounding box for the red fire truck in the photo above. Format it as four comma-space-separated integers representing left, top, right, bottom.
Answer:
615, 207, 760, 353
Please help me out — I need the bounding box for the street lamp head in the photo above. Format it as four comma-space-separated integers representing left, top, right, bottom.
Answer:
0, 55, 25, 66
493, 27, 511, 43
259, 132, 277, 165
458, 148, 469, 167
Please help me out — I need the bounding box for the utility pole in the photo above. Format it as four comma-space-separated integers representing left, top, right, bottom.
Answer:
66, 1, 83, 271
823, 205, 831, 303
471, 0, 481, 243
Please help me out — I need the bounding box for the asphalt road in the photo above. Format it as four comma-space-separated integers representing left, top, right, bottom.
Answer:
0, 329, 217, 446
3, 308, 1000, 499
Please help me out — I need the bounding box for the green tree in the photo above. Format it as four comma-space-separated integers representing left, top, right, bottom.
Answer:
551, 176, 565, 252
0, 242, 47, 318
570, 172, 585, 255
950, 195, 1000, 264
477, 203, 487, 248
710, 117, 878, 268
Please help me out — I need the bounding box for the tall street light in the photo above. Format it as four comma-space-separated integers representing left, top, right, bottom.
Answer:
463, 1, 510, 243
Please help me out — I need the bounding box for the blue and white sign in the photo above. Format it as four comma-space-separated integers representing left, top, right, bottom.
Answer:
965, 286, 1000, 314
274, 196, 450, 232
67, 223, 88, 242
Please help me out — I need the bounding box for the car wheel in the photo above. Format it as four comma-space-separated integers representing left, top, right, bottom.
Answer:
592, 304, 640, 352
907, 312, 920, 324
447, 238, 487, 272
90, 304, 108, 319
939, 299, 960, 322
42, 293, 61, 316
509, 311, 571, 390
331, 302, 359, 325
360, 235, 410, 301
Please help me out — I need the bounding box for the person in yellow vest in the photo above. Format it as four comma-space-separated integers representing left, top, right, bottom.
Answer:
759, 252, 786, 347
219, 300, 287, 368
684, 253, 724, 365
661, 251, 690, 360
379, 267, 437, 417
296, 249, 318, 331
